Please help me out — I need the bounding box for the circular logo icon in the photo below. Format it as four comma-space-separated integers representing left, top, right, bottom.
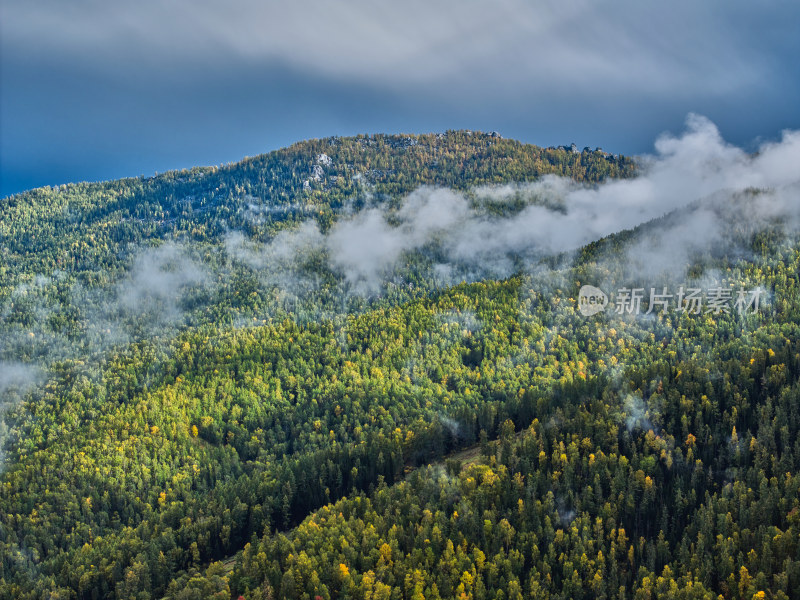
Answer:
578, 285, 608, 316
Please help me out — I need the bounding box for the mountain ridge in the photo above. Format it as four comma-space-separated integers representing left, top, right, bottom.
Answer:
2, 130, 799, 599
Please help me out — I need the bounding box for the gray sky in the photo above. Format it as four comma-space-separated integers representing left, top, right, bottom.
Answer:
2, 0, 799, 197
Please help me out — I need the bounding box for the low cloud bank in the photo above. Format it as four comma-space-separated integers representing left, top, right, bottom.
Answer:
230, 115, 800, 294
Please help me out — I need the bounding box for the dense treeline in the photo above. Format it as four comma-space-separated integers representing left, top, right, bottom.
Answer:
231, 368, 800, 599
0, 132, 634, 289
0, 132, 634, 369
1, 228, 798, 598
192, 245, 800, 600
2, 132, 800, 599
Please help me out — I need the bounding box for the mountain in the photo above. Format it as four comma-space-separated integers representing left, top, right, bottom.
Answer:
1, 132, 799, 600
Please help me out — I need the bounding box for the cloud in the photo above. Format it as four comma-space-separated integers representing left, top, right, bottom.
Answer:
0, 362, 44, 465
623, 394, 654, 432
225, 222, 326, 304
116, 242, 208, 314
2, 115, 796, 382
3, 1, 784, 95
3, 0, 799, 196
327, 188, 469, 293
0, 242, 217, 369
85, 242, 213, 346
247, 116, 800, 294
0, 242, 217, 467
0, 362, 43, 398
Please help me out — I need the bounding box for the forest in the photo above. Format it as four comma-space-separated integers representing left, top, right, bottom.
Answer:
1, 131, 798, 600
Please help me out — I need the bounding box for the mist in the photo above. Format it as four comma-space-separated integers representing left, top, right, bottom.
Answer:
0, 362, 44, 464
0, 362, 43, 401
3, 114, 798, 416
227, 115, 799, 298
97, 242, 211, 341
0, 242, 218, 387
623, 394, 655, 433
2, 114, 794, 389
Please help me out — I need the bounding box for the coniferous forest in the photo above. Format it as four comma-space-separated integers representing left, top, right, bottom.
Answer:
1, 131, 799, 600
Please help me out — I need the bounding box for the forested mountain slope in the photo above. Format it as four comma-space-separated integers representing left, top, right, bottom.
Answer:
1, 132, 632, 289
2, 131, 799, 600
0, 132, 634, 368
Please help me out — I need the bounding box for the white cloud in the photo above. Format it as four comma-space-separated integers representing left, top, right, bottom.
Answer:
3, 0, 782, 97
231, 115, 800, 294
0, 362, 43, 398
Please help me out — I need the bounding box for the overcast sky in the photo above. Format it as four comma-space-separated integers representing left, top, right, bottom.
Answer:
2, 0, 799, 197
